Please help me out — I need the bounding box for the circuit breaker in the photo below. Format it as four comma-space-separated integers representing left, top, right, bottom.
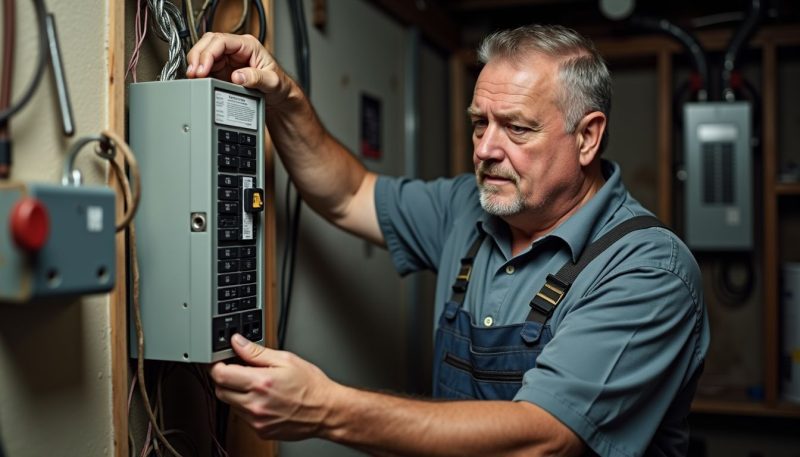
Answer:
129, 79, 266, 363
683, 102, 753, 250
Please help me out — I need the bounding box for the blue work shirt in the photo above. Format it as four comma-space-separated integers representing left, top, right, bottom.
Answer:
374, 160, 710, 457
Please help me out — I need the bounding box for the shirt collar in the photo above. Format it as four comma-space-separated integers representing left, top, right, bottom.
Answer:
476, 160, 627, 262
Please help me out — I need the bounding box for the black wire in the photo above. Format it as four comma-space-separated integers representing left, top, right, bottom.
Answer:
713, 254, 755, 306
204, 0, 265, 43
0, 416, 6, 457
278, 0, 310, 350
0, 0, 48, 124
204, 0, 219, 33
252, 0, 267, 43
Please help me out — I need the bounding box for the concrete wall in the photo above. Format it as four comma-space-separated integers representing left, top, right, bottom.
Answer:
272, 0, 448, 455
0, 1, 114, 456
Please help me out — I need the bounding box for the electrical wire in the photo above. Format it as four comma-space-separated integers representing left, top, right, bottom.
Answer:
0, 0, 46, 125
131, 220, 185, 457
278, 0, 310, 350
205, 0, 266, 43
61, 131, 141, 232
1, 0, 17, 179
0, 0, 48, 179
145, 0, 187, 80
713, 254, 755, 306
183, 0, 199, 44
126, 0, 150, 83
0, 415, 6, 457
231, 0, 250, 35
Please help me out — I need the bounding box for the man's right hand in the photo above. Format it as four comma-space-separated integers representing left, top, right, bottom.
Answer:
186, 32, 296, 107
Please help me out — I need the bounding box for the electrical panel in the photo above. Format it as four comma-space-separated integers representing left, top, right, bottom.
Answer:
683, 102, 752, 250
0, 182, 116, 303
129, 79, 266, 363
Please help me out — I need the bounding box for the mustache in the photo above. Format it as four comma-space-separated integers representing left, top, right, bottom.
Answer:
476, 162, 519, 183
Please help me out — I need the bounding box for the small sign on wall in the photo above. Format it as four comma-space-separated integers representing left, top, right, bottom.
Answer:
360, 92, 381, 159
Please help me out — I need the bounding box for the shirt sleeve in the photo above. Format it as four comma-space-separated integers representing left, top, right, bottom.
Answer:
513, 249, 706, 457
374, 174, 479, 275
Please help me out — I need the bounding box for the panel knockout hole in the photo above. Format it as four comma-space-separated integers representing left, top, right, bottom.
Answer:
97, 266, 109, 283
46, 268, 61, 288
183, 353, 189, 360
191, 212, 207, 232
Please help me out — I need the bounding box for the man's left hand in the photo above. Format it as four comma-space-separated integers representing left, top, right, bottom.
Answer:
210, 334, 340, 440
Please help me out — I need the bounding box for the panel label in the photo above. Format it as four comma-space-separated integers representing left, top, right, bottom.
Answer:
215, 90, 258, 130
87, 206, 103, 232
241, 177, 254, 240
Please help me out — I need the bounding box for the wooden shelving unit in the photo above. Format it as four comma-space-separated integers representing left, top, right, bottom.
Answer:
595, 25, 800, 418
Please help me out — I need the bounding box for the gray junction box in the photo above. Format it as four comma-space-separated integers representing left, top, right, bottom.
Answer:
129, 79, 266, 363
683, 102, 753, 251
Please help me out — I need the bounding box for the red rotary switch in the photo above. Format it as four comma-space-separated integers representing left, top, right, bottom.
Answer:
10, 197, 50, 252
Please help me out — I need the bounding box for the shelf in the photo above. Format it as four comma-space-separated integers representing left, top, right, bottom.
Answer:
692, 398, 800, 418
776, 182, 800, 195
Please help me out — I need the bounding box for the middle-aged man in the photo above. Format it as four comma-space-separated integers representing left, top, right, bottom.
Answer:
186, 24, 709, 456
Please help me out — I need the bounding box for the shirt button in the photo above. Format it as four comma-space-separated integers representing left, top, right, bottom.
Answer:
505, 265, 515, 274
483, 316, 494, 327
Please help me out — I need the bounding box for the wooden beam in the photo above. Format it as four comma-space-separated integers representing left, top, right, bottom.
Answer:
367, 0, 461, 51
761, 40, 779, 407
656, 50, 673, 226
446, 0, 586, 11
596, 24, 800, 59
449, 51, 471, 176
109, 0, 127, 454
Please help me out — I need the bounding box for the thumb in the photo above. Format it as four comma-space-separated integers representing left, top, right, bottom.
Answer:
231, 67, 292, 105
231, 333, 280, 367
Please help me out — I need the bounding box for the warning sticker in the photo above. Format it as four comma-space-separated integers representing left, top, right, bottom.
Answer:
215, 90, 258, 130
241, 177, 254, 240
87, 206, 103, 232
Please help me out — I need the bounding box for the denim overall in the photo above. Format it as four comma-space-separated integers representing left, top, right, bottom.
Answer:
432, 216, 664, 400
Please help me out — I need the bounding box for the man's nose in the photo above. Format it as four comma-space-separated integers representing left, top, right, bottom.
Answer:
474, 125, 505, 162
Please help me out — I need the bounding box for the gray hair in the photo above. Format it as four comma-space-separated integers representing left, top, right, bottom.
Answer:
477, 24, 612, 152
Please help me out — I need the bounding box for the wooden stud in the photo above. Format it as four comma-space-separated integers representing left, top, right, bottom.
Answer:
109, 0, 128, 455
656, 51, 673, 226
762, 41, 779, 407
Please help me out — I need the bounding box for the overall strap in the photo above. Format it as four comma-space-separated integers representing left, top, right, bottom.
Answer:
526, 215, 668, 325
449, 232, 487, 306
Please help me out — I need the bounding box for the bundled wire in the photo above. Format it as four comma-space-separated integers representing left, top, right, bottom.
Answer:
145, 0, 188, 80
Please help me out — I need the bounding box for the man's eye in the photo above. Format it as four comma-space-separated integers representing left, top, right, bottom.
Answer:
508, 124, 530, 134
472, 120, 488, 134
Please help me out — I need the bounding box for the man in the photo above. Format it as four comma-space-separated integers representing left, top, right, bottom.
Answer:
187, 24, 709, 456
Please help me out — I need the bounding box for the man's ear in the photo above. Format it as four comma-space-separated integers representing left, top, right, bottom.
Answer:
574, 111, 606, 167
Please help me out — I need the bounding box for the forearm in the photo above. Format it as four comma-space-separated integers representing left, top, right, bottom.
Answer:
266, 82, 380, 242
322, 385, 583, 457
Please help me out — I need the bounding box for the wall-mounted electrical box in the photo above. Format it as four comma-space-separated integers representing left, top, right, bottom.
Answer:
129, 78, 266, 363
683, 102, 753, 251
0, 182, 116, 303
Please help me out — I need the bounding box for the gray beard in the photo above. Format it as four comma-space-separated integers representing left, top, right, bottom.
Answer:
478, 184, 525, 216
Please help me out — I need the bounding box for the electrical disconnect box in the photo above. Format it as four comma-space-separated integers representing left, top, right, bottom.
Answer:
0, 182, 116, 303
683, 102, 753, 251
129, 79, 266, 363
